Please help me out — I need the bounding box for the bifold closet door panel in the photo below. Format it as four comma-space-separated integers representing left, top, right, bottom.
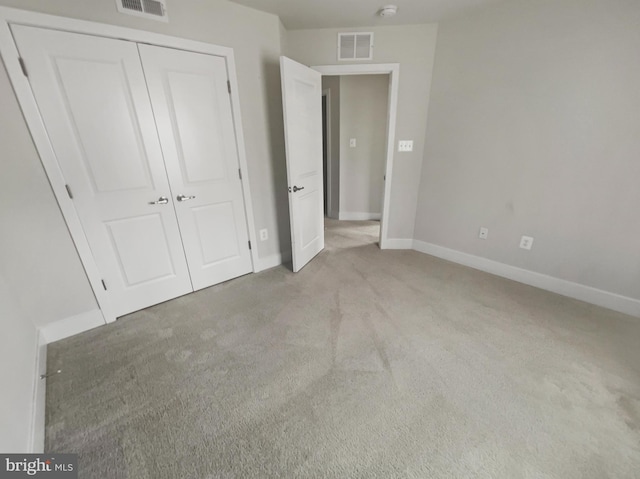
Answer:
12, 25, 193, 317
138, 44, 253, 291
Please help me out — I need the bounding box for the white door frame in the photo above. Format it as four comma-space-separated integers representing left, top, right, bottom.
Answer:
0, 7, 260, 323
312, 64, 399, 249
321, 88, 334, 218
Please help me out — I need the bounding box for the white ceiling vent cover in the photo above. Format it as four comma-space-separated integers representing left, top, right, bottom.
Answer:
338, 33, 373, 61
116, 0, 168, 22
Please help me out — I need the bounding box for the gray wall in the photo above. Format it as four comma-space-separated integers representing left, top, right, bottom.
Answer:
321, 76, 340, 218
415, 0, 640, 300
0, 272, 38, 452
0, 55, 98, 328
279, 18, 288, 57
287, 24, 439, 239
0, 0, 288, 329
339, 75, 388, 218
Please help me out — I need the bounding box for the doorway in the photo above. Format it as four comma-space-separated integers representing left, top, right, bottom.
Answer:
313, 63, 399, 250
322, 92, 329, 216
280, 59, 400, 272
321, 74, 390, 246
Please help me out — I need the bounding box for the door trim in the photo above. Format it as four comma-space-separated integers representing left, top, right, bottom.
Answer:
0, 7, 259, 323
311, 63, 399, 249
321, 89, 334, 218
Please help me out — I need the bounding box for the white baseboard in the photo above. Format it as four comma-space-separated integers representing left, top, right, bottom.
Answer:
412, 240, 640, 318
40, 309, 105, 344
254, 251, 291, 272
382, 238, 413, 250
338, 212, 381, 221
30, 331, 46, 453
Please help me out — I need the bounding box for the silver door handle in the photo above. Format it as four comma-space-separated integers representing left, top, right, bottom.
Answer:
177, 194, 196, 202
149, 196, 169, 205
292, 186, 304, 193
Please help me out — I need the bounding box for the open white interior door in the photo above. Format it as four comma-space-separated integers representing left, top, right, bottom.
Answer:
280, 56, 324, 272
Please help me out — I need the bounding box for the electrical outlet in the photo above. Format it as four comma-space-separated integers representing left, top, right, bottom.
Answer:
519, 235, 534, 250
349, 138, 357, 148
398, 140, 413, 152
479, 227, 488, 240
259, 229, 268, 241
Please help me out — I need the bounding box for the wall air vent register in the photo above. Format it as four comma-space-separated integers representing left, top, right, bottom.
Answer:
338, 32, 374, 61
116, 0, 168, 22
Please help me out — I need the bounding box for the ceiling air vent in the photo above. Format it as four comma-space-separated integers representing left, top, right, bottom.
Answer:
338, 32, 373, 61
116, 0, 168, 22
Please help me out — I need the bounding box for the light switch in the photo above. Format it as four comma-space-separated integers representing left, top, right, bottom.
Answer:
350, 138, 357, 148
398, 140, 413, 152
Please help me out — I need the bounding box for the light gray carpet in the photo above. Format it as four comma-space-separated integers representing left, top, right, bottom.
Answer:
46, 219, 640, 478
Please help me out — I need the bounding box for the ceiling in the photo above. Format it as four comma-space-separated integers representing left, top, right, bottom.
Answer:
228, 0, 507, 30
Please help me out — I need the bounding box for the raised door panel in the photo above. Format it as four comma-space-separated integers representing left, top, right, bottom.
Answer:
138, 44, 252, 291
105, 214, 177, 286
53, 57, 153, 193
169, 71, 228, 184
12, 25, 193, 317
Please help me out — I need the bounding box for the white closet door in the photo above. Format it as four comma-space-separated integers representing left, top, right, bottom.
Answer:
12, 25, 193, 317
138, 44, 252, 290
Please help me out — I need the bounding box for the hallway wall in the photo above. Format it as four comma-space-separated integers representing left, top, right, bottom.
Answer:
322, 76, 340, 219
338, 75, 388, 220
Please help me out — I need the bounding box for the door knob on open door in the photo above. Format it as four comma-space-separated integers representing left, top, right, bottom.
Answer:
177, 194, 196, 202
292, 186, 304, 193
149, 196, 169, 205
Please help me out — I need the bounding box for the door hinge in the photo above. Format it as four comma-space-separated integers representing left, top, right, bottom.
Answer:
227, 80, 231, 94
248, 240, 252, 250
65, 184, 74, 199
238, 168, 242, 180
18, 57, 28, 77
101, 279, 107, 291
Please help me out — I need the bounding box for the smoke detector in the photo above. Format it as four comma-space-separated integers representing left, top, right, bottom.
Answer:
379, 5, 398, 17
